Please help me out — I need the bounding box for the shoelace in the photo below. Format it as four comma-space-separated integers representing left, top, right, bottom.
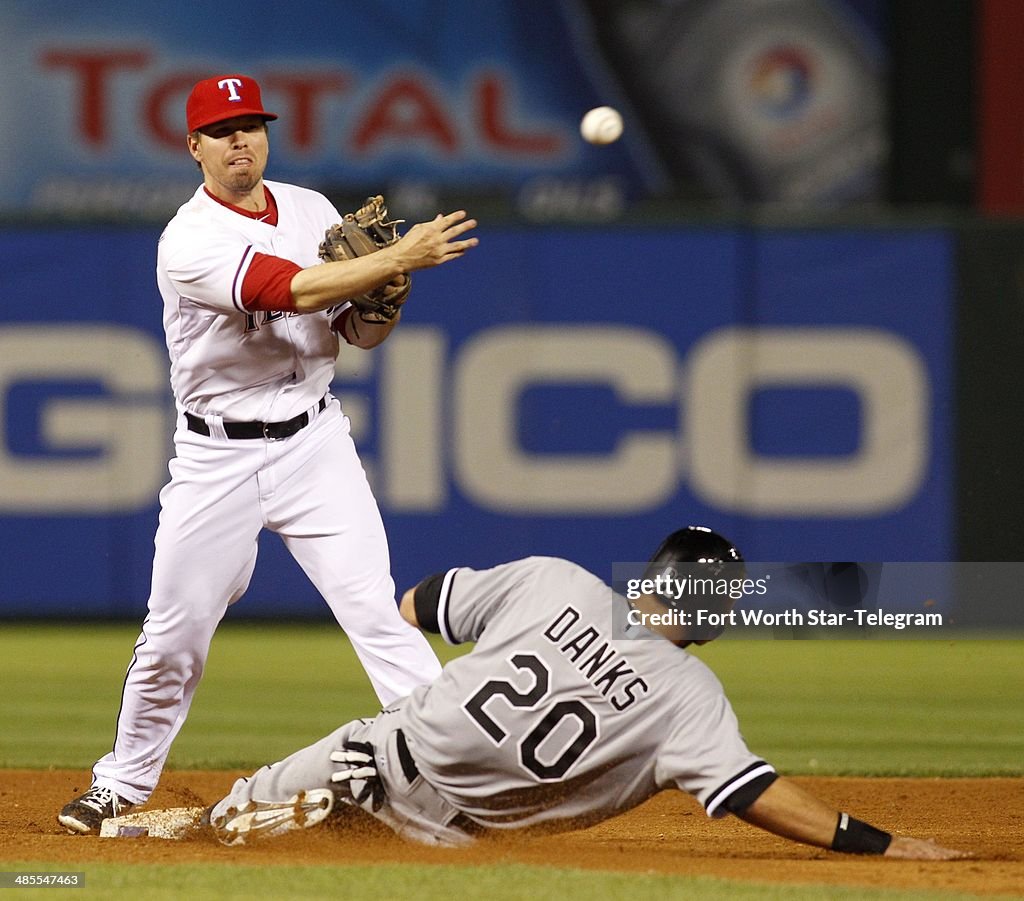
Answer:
78, 786, 118, 813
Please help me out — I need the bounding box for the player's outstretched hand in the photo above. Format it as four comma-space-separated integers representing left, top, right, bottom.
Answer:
391, 210, 478, 271
884, 836, 972, 860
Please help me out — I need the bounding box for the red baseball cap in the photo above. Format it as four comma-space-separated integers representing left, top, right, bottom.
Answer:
186, 74, 278, 132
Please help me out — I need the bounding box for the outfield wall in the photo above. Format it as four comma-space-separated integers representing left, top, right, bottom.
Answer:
0, 223, 957, 617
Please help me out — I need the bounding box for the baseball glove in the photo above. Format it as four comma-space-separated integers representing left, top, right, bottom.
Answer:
318, 195, 411, 323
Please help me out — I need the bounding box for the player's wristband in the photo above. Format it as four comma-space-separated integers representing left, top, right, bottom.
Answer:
831, 812, 892, 854
413, 572, 446, 634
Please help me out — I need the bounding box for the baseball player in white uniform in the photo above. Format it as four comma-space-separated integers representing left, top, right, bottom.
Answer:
59, 74, 478, 834
208, 527, 965, 860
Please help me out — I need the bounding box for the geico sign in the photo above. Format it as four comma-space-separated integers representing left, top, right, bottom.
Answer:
0, 323, 928, 516
0, 324, 168, 512
371, 324, 927, 516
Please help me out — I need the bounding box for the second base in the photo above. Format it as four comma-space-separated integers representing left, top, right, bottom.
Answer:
99, 806, 206, 840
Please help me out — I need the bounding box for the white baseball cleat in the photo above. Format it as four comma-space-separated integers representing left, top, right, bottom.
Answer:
210, 789, 335, 846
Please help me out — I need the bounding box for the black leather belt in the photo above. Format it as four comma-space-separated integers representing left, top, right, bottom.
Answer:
395, 728, 420, 783
394, 729, 486, 836
186, 396, 327, 440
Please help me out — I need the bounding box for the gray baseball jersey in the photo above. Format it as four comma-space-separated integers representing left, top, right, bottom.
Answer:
398, 556, 773, 832
212, 555, 775, 844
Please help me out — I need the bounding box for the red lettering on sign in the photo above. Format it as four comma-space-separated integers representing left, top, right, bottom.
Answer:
146, 72, 205, 149
40, 51, 567, 164
263, 74, 351, 150
476, 73, 562, 155
40, 49, 151, 146
353, 76, 458, 154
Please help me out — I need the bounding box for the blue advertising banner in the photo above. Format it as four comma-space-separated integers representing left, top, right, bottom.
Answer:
0, 0, 666, 218
0, 225, 953, 617
0, 0, 888, 215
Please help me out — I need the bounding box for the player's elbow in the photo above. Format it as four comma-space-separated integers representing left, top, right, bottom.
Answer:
399, 587, 419, 627
289, 267, 333, 313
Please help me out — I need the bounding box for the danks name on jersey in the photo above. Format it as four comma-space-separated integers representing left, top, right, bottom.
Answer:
543, 606, 649, 711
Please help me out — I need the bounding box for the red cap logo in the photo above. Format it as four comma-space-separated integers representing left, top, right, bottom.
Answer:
186, 75, 278, 132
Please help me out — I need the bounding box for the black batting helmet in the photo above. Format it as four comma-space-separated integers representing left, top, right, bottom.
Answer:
638, 526, 744, 644
646, 525, 743, 577
643, 525, 744, 609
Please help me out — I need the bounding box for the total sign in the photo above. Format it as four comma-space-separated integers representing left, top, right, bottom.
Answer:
0, 226, 952, 614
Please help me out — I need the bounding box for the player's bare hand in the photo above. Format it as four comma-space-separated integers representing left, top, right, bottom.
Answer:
884, 836, 972, 860
393, 210, 478, 271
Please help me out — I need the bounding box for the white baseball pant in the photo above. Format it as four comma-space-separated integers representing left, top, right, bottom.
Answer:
92, 398, 441, 803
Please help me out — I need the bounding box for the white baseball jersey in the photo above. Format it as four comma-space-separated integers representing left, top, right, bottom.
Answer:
156, 179, 341, 421
397, 557, 773, 831
90, 178, 442, 806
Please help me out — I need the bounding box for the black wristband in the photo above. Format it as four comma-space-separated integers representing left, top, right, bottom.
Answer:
412, 572, 447, 634
831, 812, 892, 854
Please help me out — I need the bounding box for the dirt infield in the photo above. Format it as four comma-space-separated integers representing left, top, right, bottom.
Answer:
3, 771, 1023, 896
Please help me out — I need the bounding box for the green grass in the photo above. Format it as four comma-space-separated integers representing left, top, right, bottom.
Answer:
0, 623, 468, 769
2, 862, 1005, 901
690, 638, 1024, 776
2, 624, 1019, 774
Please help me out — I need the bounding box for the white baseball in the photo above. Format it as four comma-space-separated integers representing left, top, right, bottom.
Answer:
580, 106, 623, 145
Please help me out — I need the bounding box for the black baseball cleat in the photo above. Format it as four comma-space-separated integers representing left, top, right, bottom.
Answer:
58, 785, 134, 834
